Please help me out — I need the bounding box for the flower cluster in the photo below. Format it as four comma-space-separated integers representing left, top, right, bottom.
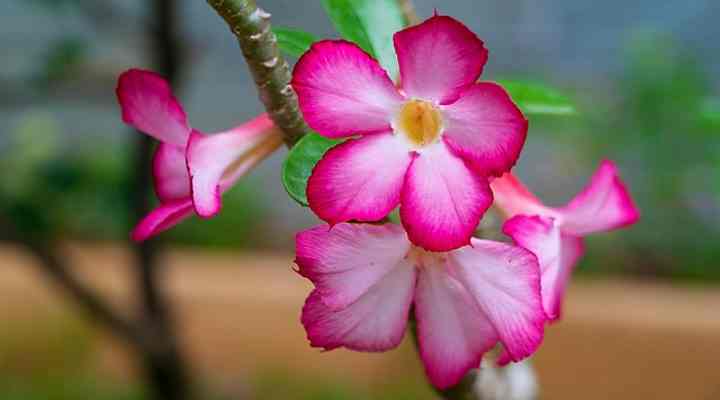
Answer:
291, 15, 639, 389
292, 15, 527, 252
116, 13, 639, 392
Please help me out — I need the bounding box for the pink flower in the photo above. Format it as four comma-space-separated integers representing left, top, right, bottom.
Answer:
116, 69, 283, 241
491, 160, 640, 323
295, 223, 545, 389
292, 15, 528, 252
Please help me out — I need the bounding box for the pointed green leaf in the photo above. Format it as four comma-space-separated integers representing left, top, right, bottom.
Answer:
273, 26, 318, 58
282, 132, 342, 206
321, 0, 405, 79
496, 80, 577, 116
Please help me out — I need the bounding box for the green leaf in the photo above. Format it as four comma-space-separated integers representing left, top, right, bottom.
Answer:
282, 132, 341, 206
273, 27, 318, 58
495, 80, 577, 116
321, 0, 405, 79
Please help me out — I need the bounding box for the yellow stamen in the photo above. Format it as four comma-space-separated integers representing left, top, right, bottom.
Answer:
397, 100, 442, 147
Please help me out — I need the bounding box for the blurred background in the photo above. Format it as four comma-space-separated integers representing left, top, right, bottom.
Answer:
1, 0, 718, 399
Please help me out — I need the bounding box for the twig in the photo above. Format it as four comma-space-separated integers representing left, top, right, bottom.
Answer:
397, 0, 420, 25
206, 0, 310, 147
130, 0, 193, 399
0, 220, 153, 352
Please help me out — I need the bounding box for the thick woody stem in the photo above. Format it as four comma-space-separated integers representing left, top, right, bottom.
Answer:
206, 0, 309, 147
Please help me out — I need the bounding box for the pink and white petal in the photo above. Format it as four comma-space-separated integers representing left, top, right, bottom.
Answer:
130, 198, 194, 242
414, 263, 498, 389
152, 143, 191, 202
490, 173, 550, 218
307, 133, 414, 224
216, 135, 284, 194
301, 260, 416, 352
187, 115, 277, 218
558, 160, 640, 235
441, 83, 528, 176
116, 69, 190, 146
448, 239, 545, 363
295, 223, 411, 310
394, 15, 488, 104
552, 234, 585, 321
292, 40, 403, 138
503, 215, 564, 320
400, 143, 492, 252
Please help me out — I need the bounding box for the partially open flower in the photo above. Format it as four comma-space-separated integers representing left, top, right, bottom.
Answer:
292, 15, 528, 252
116, 69, 283, 241
491, 160, 640, 323
295, 223, 545, 389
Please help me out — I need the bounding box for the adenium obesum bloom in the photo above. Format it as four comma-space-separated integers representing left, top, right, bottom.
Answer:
116, 69, 283, 241
491, 160, 640, 323
295, 223, 545, 389
292, 15, 528, 252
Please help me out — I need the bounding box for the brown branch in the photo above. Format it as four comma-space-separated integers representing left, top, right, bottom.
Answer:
132, 0, 193, 399
0, 221, 152, 352
206, 0, 310, 147
397, 0, 420, 25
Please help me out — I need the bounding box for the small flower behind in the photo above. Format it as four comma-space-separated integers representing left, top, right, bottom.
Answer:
116, 69, 283, 241
491, 160, 640, 323
295, 223, 546, 390
291, 15, 528, 252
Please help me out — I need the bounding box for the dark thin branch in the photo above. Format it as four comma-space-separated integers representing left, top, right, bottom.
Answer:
206, 0, 310, 147
0, 220, 152, 352
130, 0, 193, 399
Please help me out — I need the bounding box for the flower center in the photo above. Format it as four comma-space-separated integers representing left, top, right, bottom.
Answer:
406, 246, 446, 269
395, 100, 443, 147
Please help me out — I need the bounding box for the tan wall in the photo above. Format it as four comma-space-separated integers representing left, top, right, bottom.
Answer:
2, 244, 719, 399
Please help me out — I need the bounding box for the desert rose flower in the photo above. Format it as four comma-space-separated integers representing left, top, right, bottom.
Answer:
292, 15, 528, 252
491, 160, 640, 322
116, 69, 283, 241
295, 223, 545, 389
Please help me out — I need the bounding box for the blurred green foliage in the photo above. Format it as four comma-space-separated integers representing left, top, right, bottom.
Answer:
700, 97, 720, 130
0, 312, 92, 376
0, 112, 268, 247
251, 370, 434, 400
35, 37, 88, 86
551, 32, 720, 281
0, 371, 434, 400
0, 377, 141, 400
0, 310, 130, 400
3, 1, 718, 281
0, 311, 430, 400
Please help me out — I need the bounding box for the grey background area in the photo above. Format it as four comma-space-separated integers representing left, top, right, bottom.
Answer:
1, 0, 718, 247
